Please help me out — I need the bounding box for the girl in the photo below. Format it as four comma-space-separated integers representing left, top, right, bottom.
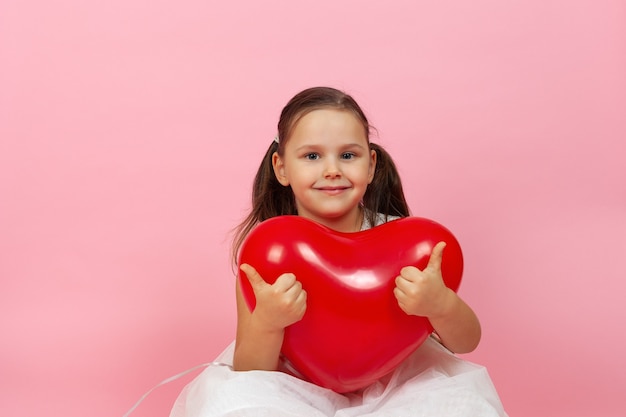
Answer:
170, 87, 507, 416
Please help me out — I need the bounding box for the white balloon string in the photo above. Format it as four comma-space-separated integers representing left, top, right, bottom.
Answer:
122, 362, 233, 417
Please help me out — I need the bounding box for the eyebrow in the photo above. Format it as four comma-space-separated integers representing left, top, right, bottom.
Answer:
294, 143, 368, 152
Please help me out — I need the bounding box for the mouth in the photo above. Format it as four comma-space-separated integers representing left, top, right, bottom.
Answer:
315, 186, 350, 195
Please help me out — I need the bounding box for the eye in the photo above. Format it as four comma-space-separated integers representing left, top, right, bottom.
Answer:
304, 152, 320, 160
341, 152, 356, 160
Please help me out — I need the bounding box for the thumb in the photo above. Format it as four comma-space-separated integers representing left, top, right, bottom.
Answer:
240, 263, 267, 291
427, 241, 446, 270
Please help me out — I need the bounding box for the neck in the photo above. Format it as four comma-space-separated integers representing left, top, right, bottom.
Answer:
305, 207, 363, 233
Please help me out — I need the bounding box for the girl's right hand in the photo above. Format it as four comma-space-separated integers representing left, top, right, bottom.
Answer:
239, 263, 307, 332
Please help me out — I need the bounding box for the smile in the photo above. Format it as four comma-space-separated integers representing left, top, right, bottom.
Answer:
315, 186, 350, 195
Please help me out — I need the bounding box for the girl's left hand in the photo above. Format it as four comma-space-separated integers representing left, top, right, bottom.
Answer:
393, 241, 454, 318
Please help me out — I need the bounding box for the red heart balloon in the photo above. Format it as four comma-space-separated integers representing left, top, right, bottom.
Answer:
238, 215, 463, 393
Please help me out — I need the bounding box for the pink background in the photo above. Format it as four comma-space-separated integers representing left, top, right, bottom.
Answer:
1, 1, 625, 416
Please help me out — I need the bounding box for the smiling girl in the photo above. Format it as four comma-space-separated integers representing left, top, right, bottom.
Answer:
170, 87, 507, 417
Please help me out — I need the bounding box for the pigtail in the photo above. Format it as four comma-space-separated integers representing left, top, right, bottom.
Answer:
250, 141, 296, 221
231, 141, 296, 267
363, 143, 411, 225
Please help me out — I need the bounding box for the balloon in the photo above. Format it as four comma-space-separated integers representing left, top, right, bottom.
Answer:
238, 215, 463, 393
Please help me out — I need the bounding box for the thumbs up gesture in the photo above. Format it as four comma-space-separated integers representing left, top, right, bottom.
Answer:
239, 263, 308, 331
393, 242, 454, 318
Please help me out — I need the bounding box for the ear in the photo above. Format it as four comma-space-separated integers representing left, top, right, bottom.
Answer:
367, 148, 377, 184
272, 152, 290, 186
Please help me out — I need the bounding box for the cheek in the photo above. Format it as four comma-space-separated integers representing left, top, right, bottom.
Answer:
287, 168, 314, 188
357, 163, 375, 183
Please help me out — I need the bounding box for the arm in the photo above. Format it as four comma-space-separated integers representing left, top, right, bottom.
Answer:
425, 287, 481, 353
393, 242, 481, 354
233, 264, 307, 371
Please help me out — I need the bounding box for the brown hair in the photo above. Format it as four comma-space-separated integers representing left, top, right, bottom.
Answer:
231, 87, 410, 265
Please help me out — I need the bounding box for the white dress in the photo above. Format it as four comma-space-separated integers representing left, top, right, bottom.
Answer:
170, 214, 508, 417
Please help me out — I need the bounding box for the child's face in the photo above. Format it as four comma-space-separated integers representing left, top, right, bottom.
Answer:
272, 108, 376, 232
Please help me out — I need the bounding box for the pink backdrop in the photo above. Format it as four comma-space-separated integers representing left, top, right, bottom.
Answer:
1, 1, 625, 416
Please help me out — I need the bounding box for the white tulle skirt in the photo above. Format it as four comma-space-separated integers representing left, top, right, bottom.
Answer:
170, 337, 508, 417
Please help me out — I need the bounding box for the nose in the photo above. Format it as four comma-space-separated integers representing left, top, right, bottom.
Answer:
323, 157, 341, 179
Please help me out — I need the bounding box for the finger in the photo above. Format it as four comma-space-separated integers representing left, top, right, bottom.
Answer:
399, 265, 419, 279
299, 289, 307, 304
296, 289, 307, 311
280, 278, 303, 300
239, 263, 267, 290
395, 275, 411, 291
393, 287, 408, 308
274, 273, 297, 291
427, 241, 446, 270
393, 285, 403, 299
